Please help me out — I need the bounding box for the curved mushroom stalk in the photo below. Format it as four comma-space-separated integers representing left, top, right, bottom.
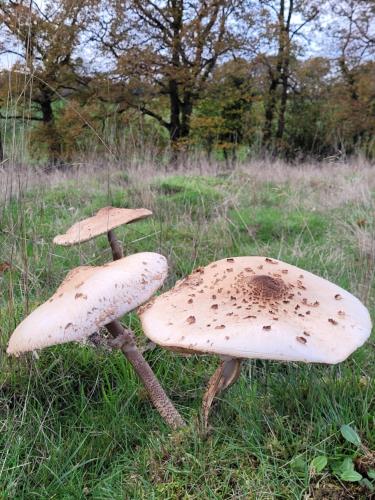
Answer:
139, 256, 372, 432
107, 229, 124, 260
7, 253, 185, 430
202, 357, 242, 431
106, 320, 185, 429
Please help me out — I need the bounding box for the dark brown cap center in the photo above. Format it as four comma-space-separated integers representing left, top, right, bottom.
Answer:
247, 274, 288, 301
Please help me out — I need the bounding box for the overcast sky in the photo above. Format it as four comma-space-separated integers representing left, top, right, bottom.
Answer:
0, 2, 373, 70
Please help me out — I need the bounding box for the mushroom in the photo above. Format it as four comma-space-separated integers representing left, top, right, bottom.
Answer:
138, 256, 372, 429
7, 252, 185, 429
53, 206, 152, 260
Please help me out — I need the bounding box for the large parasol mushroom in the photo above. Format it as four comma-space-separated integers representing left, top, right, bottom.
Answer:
54, 206, 152, 260
7, 252, 185, 429
138, 256, 372, 429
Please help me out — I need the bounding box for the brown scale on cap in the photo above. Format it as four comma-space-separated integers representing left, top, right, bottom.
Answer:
139, 256, 372, 364
296, 336, 307, 344
234, 273, 290, 305
265, 258, 278, 264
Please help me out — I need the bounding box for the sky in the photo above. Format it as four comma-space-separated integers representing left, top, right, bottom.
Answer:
0, 1, 373, 70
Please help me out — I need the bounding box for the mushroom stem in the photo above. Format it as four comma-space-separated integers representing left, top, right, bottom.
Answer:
107, 229, 124, 260
106, 320, 185, 429
202, 357, 242, 430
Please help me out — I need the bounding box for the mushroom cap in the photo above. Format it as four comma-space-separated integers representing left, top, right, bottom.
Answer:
53, 206, 152, 246
139, 256, 372, 364
7, 252, 167, 355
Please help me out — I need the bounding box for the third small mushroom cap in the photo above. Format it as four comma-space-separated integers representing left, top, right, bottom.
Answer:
139, 256, 372, 364
53, 206, 152, 246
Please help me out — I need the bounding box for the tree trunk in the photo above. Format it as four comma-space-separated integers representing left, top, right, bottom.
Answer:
276, 0, 293, 145
262, 74, 279, 148
40, 98, 54, 124
39, 95, 62, 167
168, 0, 184, 166
169, 79, 181, 143
181, 93, 193, 138
0, 129, 4, 163
339, 57, 358, 101
168, 92, 194, 166
276, 60, 289, 142
169, 82, 194, 167
262, 0, 287, 151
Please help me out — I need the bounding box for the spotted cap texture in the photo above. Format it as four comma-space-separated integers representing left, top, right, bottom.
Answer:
139, 256, 371, 364
53, 206, 152, 246
7, 253, 167, 355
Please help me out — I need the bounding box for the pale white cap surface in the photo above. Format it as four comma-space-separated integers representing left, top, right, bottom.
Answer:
139, 256, 372, 364
7, 252, 167, 355
53, 206, 152, 246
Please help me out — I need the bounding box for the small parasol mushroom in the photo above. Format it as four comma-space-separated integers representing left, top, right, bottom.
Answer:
53, 206, 152, 260
7, 252, 184, 429
139, 256, 372, 429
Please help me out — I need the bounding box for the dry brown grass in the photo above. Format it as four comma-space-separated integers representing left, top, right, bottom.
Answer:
2, 156, 374, 203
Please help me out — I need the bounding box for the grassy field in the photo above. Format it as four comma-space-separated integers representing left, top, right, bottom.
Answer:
0, 160, 374, 499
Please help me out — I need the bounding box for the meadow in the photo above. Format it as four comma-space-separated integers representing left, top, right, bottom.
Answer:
0, 159, 374, 499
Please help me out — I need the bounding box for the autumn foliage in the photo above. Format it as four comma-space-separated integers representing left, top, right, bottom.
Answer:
0, 0, 374, 165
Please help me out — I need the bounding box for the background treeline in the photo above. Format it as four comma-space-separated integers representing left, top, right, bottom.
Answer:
0, 0, 374, 166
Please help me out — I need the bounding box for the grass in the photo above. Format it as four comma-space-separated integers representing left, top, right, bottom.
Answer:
0, 160, 374, 498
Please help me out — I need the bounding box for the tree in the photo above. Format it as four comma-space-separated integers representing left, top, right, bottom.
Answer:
247, 0, 319, 151
286, 56, 332, 157
0, 0, 94, 164
330, 0, 374, 98
192, 58, 257, 161
328, 0, 375, 153
96, 0, 239, 156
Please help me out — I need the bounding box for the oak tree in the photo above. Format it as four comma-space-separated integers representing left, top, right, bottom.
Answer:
0, 0, 94, 163
246, 0, 319, 150
96, 0, 239, 155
